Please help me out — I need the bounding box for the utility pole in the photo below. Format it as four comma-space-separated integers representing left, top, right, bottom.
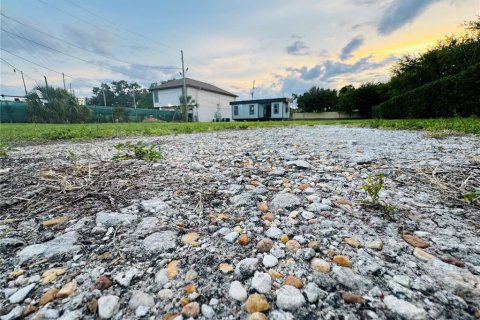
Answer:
181, 50, 187, 122
62, 72, 66, 90
69, 83, 72, 94
44, 76, 49, 89
44, 76, 50, 101
132, 89, 137, 122
251, 80, 255, 100
20, 71, 27, 96
102, 87, 107, 107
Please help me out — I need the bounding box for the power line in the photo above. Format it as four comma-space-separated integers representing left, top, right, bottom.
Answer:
0, 47, 98, 88
0, 12, 180, 70
37, 0, 179, 61
1, 28, 179, 82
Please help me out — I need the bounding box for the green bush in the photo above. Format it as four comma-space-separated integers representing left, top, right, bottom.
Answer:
373, 63, 480, 119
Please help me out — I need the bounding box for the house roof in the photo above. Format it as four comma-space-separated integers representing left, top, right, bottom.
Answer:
149, 78, 238, 97
230, 98, 291, 105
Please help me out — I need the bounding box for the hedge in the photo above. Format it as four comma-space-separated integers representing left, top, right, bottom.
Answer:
372, 63, 480, 119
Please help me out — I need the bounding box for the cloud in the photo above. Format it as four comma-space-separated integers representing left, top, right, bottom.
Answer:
280, 54, 398, 94
286, 40, 310, 56
62, 25, 112, 55
0, 22, 62, 56
377, 0, 436, 35
340, 36, 364, 60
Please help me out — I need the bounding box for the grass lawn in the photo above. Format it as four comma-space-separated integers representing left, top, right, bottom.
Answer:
0, 117, 479, 146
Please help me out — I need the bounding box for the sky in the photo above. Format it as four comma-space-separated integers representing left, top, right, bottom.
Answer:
1, 0, 478, 100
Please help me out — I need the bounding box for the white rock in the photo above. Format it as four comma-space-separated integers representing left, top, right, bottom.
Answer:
263, 254, 278, 267
276, 285, 305, 310
228, 281, 247, 301
32, 309, 60, 319
0, 305, 22, 320
158, 289, 173, 300
185, 269, 198, 282
224, 231, 239, 243
128, 290, 155, 310
143, 231, 178, 252
155, 269, 168, 286
201, 304, 215, 319
140, 198, 170, 213
285, 160, 312, 169
8, 283, 35, 304
58, 310, 83, 320
301, 211, 315, 220
16, 232, 81, 265
95, 211, 137, 227
235, 258, 259, 278
135, 306, 150, 317
270, 193, 301, 211
98, 295, 120, 319
265, 226, 283, 239
114, 267, 138, 287
304, 282, 321, 303
384, 295, 427, 320
251, 272, 272, 293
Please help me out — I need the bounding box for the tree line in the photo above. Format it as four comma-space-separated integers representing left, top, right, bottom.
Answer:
87, 80, 153, 109
293, 17, 480, 118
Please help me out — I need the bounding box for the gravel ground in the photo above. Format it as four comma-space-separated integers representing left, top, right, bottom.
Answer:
1, 125, 479, 320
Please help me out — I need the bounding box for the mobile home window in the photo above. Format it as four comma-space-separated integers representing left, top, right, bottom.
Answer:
273, 103, 279, 114
153, 91, 159, 103
249, 105, 255, 115
233, 105, 238, 116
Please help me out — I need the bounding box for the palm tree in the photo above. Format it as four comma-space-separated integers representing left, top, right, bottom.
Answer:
178, 94, 198, 122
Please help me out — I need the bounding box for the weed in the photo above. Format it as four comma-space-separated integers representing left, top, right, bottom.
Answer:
463, 190, 480, 203
67, 149, 79, 166
112, 141, 163, 162
362, 174, 385, 203
0, 142, 10, 157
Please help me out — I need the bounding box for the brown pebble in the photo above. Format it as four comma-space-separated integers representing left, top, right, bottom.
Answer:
245, 294, 271, 313
167, 260, 179, 279
181, 302, 200, 318
344, 237, 361, 248
239, 234, 250, 246
183, 284, 197, 294
286, 240, 301, 252
343, 292, 365, 304
248, 312, 268, 320
95, 275, 112, 291
262, 212, 274, 222
284, 275, 303, 289
219, 263, 233, 273
22, 304, 38, 316
180, 297, 190, 306
308, 241, 320, 250
164, 313, 181, 320
441, 255, 465, 268
56, 281, 76, 299
402, 234, 430, 248
280, 234, 289, 244
333, 255, 353, 268
258, 202, 269, 213
256, 238, 273, 252
327, 250, 336, 259
87, 298, 98, 314
39, 288, 59, 305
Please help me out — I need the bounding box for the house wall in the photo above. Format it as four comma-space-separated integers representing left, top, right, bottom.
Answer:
270, 102, 290, 119
232, 103, 260, 120
152, 87, 235, 122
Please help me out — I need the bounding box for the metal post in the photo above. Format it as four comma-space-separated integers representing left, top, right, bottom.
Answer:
181, 50, 187, 122
102, 87, 107, 107
132, 90, 137, 122
20, 71, 27, 96
62, 72, 66, 90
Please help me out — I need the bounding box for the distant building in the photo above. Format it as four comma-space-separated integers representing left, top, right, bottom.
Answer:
149, 78, 237, 122
77, 97, 86, 105
230, 98, 292, 121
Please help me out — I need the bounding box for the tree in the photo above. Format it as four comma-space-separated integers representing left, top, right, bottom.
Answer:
178, 94, 197, 122
337, 85, 356, 116
88, 80, 154, 109
26, 86, 90, 123
293, 87, 338, 112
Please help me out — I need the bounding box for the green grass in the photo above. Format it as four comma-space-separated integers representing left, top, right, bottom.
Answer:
0, 117, 478, 145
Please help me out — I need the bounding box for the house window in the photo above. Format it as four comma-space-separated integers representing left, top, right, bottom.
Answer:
153, 91, 159, 103
273, 103, 279, 114
249, 105, 254, 115
233, 105, 238, 116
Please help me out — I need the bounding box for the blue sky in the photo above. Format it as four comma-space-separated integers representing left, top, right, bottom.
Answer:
1, 0, 478, 100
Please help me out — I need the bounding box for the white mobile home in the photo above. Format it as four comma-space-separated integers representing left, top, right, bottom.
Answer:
149, 78, 237, 122
230, 98, 292, 121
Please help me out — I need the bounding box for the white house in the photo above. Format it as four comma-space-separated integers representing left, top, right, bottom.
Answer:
230, 98, 292, 121
149, 78, 237, 122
